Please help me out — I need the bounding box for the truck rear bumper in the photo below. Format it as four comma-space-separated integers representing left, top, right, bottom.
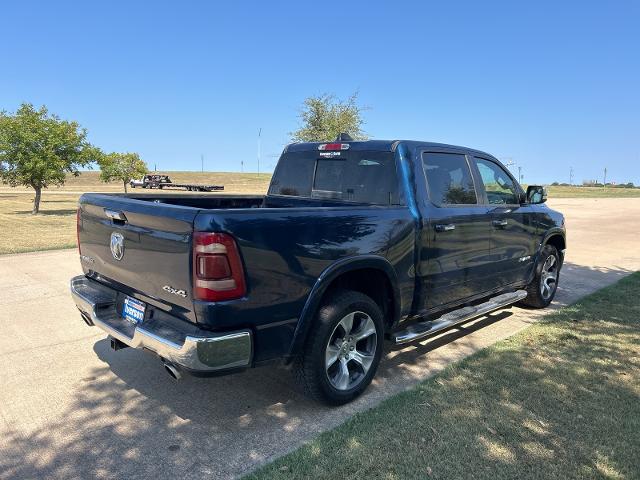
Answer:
70, 275, 252, 374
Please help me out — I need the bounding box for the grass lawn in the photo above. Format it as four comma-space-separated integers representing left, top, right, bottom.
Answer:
547, 185, 640, 198
1, 171, 638, 254
0, 172, 270, 254
0, 193, 80, 254
245, 273, 640, 480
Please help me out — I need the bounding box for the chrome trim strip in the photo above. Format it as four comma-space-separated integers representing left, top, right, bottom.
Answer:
70, 275, 252, 372
255, 318, 298, 330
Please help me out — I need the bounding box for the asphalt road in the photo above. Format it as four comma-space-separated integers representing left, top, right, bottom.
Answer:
1, 198, 639, 479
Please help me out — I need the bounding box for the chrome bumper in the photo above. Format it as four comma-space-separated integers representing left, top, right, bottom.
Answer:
70, 275, 252, 373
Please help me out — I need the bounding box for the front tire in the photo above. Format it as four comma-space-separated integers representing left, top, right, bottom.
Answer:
520, 244, 561, 308
294, 290, 384, 405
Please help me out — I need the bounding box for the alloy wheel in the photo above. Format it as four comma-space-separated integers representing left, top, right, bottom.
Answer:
540, 254, 558, 300
325, 311, 377, 391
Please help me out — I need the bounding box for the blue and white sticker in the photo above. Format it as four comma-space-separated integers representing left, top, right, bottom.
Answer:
122, 296, 146, 324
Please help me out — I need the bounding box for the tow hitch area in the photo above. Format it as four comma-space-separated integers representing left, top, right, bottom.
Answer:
110, 336, 130, 351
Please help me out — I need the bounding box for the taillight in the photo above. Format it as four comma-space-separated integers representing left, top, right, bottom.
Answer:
76, 207, 82, 255
193, 232, 246, 301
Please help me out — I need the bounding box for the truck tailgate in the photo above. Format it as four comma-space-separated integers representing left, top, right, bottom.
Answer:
78, 194, 197, 319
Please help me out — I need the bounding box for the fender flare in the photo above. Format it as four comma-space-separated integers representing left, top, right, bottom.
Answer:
286, 255, 401, 359
526, 229, 566, 284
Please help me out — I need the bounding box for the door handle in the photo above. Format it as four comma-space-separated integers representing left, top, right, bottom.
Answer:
435, 224, 456, 232
492, 219, 508, 228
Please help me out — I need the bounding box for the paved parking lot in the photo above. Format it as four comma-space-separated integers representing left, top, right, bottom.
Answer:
1, 198, 639, 479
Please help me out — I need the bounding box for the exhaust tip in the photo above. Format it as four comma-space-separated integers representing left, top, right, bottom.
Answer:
163, 362, 182, 381
80, 312, 94, 326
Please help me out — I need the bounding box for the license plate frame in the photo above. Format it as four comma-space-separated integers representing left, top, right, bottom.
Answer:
122, 296, 146, 325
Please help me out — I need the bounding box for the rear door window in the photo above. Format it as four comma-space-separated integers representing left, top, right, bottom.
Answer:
268, 150, 400, 205
421, 152, 477, 206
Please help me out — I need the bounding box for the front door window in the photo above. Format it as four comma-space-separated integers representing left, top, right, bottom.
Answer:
475, 158, 518, 205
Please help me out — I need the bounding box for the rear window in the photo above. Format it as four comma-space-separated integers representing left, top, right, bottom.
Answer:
268, 150, 400, 205
422, 152, 477, 206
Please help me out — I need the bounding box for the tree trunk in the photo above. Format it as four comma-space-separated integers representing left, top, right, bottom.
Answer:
123, 180, 128, 193
32, 186, 42, 214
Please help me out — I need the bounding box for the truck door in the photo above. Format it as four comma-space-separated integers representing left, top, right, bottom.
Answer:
472, 157, 538, 288
417, 150, 494, 312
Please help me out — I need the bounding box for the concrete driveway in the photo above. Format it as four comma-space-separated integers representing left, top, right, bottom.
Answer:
1, 198, 639, 479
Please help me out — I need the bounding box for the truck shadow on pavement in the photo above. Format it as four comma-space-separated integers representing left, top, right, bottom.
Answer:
0, 262, 635, 479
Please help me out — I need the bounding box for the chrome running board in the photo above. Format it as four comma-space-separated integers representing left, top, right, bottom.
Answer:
391, 290, 527, 345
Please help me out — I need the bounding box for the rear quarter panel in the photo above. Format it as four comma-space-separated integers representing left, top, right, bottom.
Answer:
194, 206, 415, 361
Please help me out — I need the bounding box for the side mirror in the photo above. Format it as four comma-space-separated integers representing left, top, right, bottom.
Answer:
526, 185, 547, 204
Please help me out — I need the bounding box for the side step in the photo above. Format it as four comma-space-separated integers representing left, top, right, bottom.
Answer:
391, 290, 527, 345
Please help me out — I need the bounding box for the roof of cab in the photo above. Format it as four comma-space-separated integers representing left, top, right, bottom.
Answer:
284, 139, 497, 160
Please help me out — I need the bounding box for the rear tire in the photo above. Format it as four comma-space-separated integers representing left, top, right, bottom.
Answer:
294, 290, 384, 405
520, 244, 561, 308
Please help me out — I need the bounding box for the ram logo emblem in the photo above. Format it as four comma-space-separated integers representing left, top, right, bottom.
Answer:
110, 232, 125, 261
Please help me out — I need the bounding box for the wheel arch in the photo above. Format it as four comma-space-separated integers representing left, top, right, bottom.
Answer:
542, 230, 566, 264
286, 256, 401, 360
545, 232, 566, 251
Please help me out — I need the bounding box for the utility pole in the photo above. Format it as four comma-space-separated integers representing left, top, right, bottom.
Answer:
257, 128, 262, 175
518, 166, 523, 184
604, 167, 607, 189
241, 160, 244, 173
569, 167, 574, 185
201, 154, 204, 173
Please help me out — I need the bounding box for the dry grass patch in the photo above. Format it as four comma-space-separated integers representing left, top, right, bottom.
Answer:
0, 172, 270, 254
0, 171, 272, 194
0, 193, 80, 254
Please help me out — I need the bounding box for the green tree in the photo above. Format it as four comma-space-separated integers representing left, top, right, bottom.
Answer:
291, 92, 368, 142
98, 152, 148, 192
0, 103, 101, 213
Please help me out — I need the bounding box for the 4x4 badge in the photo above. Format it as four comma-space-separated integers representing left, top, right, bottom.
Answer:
163, 285, 187, 298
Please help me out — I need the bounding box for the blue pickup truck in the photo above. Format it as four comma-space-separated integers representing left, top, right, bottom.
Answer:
71, 137, 565, 405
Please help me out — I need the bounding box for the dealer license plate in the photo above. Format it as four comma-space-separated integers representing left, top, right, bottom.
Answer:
122, 296, 146, 324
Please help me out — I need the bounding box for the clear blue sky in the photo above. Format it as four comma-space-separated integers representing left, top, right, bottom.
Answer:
1, 1, 638, 184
